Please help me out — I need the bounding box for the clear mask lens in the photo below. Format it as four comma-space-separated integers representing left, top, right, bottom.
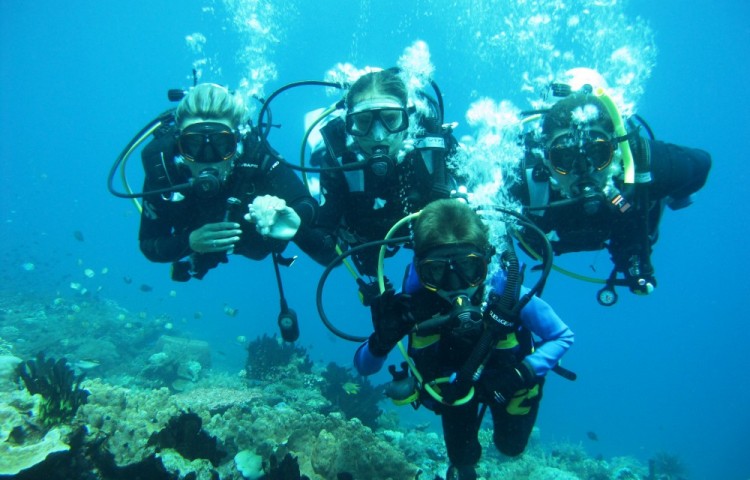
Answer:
345, 108, 409, 137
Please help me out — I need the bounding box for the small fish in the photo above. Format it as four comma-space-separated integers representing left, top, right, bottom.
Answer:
21, 262, 35, 271
84, 268, 95, 278
342, 382, 360, 395
139, 284, 153, 292
194, 311, 203, 320
73, 230, 85, 242
586, 431, 599, 441
223, 305, 238, 317
123, 276, 133, 284
73, 359, 100, 371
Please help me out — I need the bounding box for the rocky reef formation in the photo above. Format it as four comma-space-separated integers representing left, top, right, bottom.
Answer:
0, 291, 677, 479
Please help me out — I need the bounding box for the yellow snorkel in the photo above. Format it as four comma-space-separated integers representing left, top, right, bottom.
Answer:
594, 87, 635, 184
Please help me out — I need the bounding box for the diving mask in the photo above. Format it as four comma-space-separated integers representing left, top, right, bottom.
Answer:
346, 99, 409, 137
547, 132, 615, 175
416, 244, 489, 293
177, 121, 239, 164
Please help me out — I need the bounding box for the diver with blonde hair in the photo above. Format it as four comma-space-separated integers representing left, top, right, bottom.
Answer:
135, 83, 325, 340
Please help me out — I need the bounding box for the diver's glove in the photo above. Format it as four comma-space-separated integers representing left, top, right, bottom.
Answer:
482, 361, 535, 406
624, 255, 657, 295
629, 274, 656, 295
368, 289, 416, 357
357, 277, 393, 306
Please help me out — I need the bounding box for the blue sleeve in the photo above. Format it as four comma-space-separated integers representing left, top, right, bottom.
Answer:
403, 261, 422, 294
353, 341, 387, 376
518, 291, 574, 378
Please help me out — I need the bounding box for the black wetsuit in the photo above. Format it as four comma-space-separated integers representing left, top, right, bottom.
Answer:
310, 117, 458, 275
138, 129, 325, 280
516, 136, 711, 287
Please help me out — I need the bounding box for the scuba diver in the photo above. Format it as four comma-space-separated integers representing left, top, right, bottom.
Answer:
137, 83, 321, 279
307, 68, 460, 281
122, 83, 325, 341
354, 199, 574, 480
513, 69, 711, 304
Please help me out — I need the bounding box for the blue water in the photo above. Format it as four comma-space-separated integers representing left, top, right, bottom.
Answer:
2, 1, 748, 478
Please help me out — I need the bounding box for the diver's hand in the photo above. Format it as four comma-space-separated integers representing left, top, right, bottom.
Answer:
481, 362, 535, 406
357, 276, 394, 306
368, 290, 415, 357
189, 222, 242, 253
629, 274, 657, 295
245, 195, 301, 240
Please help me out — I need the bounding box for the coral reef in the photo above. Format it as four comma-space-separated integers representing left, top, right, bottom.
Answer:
245, 334, 313, 382
320, 362, 384, 430
0, 290, 673, 480
174, 387, 264, 415
139, 335, 212, 391
148, 412, 227, 467
0, 386, 71, 476
16, 352, 90, 426
264, 452, 311, 480
0, 291, 176, 384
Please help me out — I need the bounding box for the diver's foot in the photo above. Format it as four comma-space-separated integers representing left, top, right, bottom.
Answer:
446, 464, 477, 480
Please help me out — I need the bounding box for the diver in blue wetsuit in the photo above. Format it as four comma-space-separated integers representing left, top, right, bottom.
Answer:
354, 199, 574, 480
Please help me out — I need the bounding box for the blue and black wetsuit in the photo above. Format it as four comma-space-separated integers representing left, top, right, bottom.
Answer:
354, 262, 574, 463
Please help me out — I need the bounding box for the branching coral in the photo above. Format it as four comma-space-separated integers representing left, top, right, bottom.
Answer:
245, 334, 313, 381
16, 353, 89, 426
264, 452, 311, 480
320, 362, 383, 429
147, 412, 227, 467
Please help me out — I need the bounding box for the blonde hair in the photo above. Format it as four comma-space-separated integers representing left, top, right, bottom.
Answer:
175, 83, 247, 129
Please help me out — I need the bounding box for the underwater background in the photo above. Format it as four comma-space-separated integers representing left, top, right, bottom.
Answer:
1, 1, 748, 479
